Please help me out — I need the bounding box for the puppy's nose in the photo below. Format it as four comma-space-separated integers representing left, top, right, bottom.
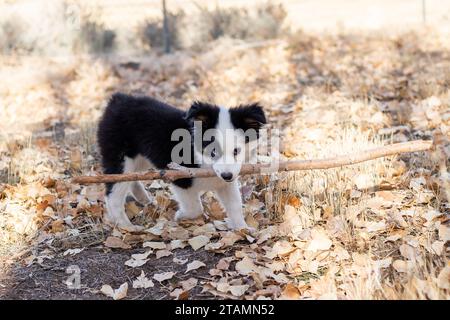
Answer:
220, 172, 233, 181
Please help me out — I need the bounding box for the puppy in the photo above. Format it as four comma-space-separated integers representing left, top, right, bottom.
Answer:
97, 93, 266, 231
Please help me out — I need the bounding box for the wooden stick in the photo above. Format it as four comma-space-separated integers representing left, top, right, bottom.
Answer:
72, 140, 433, 184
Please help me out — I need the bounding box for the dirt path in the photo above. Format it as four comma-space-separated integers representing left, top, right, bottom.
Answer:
1, 246, 233, 300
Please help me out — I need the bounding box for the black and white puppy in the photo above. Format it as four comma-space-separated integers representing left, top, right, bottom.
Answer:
97, 93, 266, 231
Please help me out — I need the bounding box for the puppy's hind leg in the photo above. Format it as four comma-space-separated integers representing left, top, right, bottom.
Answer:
130, 155, 153, 205
171, 185, 204, 221
131, 181, 153, 205
104, 182, 138, 229
103, 156, 145, 231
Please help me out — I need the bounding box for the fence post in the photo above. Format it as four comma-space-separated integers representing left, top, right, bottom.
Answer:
422, 0, 426, 24
162, 0, 171, 53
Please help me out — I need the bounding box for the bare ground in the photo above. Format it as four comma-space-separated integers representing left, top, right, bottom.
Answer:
0, 247, 234, 300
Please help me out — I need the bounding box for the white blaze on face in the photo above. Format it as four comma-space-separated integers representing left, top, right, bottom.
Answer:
211, 107, 246, 181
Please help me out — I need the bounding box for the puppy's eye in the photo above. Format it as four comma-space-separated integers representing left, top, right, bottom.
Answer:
210, 149, 216, 158
233, 148, 241, 156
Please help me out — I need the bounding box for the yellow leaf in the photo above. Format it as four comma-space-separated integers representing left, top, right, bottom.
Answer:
280, 283, 300, 300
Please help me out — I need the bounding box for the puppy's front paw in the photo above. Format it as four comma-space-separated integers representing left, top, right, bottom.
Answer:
175, 210, 202, 221
104, 214, 144, 233
119, 223, 145, 233
227, 220, 256, 233
236, 226, 257, 234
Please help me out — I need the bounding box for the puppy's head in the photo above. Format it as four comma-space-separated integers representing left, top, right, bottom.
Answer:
185, 102, 266, 182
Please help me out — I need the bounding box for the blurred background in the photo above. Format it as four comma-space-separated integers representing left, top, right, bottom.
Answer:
1, 0, 449, 56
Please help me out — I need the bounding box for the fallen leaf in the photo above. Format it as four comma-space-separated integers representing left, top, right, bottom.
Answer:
76, 198, 90, 211
213, 220, 228, 231
245, 214, 259, 230
374, 257, 392, 269
209, 269, 222, 276
192, 223, 216, 236
279, 205, 303, 236
168, 227, 190, 240
153, 271, 176, 282
438, 225, 450, 242
143, 241, 167, 250
280, 283, 300, 300
51, 219, 64, 233
170, 288, 188, 299
437, 266, 450, 290
266, 240, 295, 258
208, 201, 226, 219
393, 260, 408, 273
186, 260, 206, 273
63, 248, 84, 256
229, 285, 249, 297
125, 258, 148, 268
431, 241, 444, 255
42, 206, 56, 218
101, 282, 128, 300
40, 194, 57, 208
306, 230, 332, 252
389, 211, 408, 228
423, 210, 440, 227
131, 250, 153, 260
180, 278, 198, 291
219, 232, 243, 248
132, 271, 154, 289
366, 221, 386, 233
256, 226, 277, 244
399, 243, 416, 260
105, 236, 131, 249
170, 240, 187, 250
146, 221, 166, 236
287, 195, 302, 208
385, 234, 403, 242
188, 235, 210, 251
235, 257, 257, 276
156, 249, 173, 259
216, 257, 233, 270
204, 241, 224, 251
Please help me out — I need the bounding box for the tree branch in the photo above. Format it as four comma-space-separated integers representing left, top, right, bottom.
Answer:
72, 140, 433, 184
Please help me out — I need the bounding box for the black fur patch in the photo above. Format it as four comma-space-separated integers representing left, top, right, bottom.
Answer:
229, 103, 267, 141
97, 93, 197, 191
184, 101, 220, 154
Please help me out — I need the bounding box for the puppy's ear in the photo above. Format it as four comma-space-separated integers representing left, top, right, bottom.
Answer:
229, 103, 267, 131
185, 101, 219, 124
